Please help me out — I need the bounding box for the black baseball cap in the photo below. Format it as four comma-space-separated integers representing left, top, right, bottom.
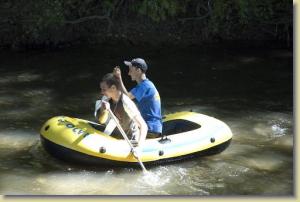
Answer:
124, 58, 148, 71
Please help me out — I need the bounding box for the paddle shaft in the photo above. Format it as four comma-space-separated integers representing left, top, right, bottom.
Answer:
107, 108, 147, 172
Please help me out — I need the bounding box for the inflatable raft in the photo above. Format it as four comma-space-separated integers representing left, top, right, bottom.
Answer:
40, 111, 232, 167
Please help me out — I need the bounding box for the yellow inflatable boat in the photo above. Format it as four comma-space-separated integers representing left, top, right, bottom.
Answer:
40, 111, 232, 167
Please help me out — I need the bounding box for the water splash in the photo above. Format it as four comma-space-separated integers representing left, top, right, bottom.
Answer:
140, 168, 170, 187
271, 124, 287, 137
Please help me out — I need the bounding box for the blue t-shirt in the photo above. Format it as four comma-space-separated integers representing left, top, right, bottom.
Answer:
130, 79, 162, 134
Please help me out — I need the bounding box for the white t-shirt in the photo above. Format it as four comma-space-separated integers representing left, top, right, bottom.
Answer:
110, 93, 141, 138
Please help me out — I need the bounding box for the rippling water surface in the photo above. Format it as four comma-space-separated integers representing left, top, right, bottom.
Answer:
0, 46, 293, 195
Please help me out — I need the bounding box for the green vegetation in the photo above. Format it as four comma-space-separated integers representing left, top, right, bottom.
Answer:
0, 0, 292, 50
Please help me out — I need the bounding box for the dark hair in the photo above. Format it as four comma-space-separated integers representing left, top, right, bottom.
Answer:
101, 73, 121, 90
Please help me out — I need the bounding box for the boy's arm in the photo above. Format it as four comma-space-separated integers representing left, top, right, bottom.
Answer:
113, 66, 135, 99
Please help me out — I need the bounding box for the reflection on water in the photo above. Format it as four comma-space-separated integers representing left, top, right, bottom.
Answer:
0, 46, 293, 195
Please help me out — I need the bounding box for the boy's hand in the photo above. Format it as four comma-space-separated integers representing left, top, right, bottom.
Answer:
113, 66, 121, 79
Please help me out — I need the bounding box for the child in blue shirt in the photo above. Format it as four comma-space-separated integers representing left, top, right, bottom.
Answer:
113, 58, 162, 136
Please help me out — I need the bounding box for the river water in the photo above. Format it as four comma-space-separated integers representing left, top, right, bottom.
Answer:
0, 45, 294, 195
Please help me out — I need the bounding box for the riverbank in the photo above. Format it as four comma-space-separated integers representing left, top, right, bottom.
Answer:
0, 1, 292, 51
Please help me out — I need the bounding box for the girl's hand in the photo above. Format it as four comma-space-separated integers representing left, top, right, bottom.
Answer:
101, 100, 110, 110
